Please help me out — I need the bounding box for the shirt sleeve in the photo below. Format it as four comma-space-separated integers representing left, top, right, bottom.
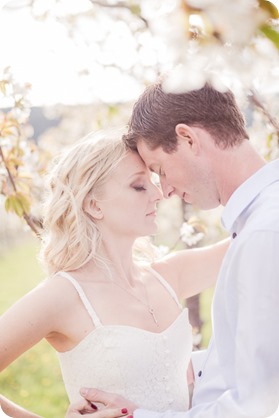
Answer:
135, 230, 279, 418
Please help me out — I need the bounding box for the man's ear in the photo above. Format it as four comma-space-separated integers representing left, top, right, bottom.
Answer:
83, 195, 104, 220
175, 124, 200, 155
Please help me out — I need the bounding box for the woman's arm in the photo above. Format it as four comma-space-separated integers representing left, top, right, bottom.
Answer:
0, 280, 59, 371
153, 237, 230, 299
0, 274, 79, 371
0, 394, 42, 418
0, 278, 72, 417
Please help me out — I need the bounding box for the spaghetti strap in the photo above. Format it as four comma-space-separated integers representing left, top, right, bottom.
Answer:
145, 265, 183, 309
57, 271, 102, 328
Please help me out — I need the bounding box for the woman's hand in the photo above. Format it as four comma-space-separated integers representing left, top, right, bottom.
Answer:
65, 388, 137, 418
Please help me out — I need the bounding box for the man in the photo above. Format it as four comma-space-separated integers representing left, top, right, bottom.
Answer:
66, 81, 279, 418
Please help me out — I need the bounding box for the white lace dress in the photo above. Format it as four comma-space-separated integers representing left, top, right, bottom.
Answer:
57, 268, 193, 412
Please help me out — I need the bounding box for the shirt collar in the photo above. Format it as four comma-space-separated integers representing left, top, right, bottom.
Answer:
221, 159, 279, 233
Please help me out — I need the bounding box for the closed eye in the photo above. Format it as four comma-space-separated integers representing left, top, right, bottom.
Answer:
133, 186, 146, 191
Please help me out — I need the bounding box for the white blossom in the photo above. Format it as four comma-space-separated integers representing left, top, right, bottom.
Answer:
180, 222, 205, 247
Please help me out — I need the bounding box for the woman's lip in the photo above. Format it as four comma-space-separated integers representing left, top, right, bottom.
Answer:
146, 211, 156, 216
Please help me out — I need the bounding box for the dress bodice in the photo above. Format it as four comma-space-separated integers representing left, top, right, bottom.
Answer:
57, 268, 193, 412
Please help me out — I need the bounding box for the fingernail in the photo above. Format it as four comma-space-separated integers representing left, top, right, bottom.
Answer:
127, 415, 133, 418
91, 403, 98, 410
121, 408, 128, 414
80, 387, 89, 396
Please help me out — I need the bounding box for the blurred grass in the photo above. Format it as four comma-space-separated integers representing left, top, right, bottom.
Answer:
0, 237, 68, 417
0, 238, 213, 417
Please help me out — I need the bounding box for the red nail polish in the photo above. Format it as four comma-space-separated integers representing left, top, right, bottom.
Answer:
127, 415, 133, 418
121, 408, 128, 414
90, 403, 98, 410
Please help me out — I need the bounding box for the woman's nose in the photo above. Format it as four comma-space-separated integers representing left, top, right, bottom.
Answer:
160, 177, 175, 199
152, 183, 163, 201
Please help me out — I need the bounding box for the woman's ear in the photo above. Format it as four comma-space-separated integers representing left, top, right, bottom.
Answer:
83, 195, 103, 220
175, 124, 200, 155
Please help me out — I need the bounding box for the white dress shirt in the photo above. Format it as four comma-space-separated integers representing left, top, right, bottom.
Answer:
135, 159, 279, 418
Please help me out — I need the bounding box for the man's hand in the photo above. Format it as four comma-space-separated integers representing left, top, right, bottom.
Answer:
65, 397, 99, 417
65, 388, 138, 418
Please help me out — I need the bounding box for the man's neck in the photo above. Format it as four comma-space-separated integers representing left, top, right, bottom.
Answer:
213, 140, 266, 206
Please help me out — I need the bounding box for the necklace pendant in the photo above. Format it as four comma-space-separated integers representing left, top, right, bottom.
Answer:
149, 308, 159, 326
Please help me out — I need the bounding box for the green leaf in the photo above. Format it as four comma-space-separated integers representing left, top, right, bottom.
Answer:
4, 193, 29, 217
130, 4, 141, 16
260, 24, 279, 49
16, 191, 31, 214
4, 195, 12, 212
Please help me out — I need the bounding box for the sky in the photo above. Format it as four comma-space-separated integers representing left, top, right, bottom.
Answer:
0, 0, 279, 106
0, 0, 146, 105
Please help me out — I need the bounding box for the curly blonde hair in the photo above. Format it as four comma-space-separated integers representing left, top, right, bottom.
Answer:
40, 130, 128, 275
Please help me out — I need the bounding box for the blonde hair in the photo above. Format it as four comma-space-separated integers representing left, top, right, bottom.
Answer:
40, 130, 128, 275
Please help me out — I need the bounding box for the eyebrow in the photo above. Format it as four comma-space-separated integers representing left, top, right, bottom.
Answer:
148, 165, 160, 174
128, 171, 147, 179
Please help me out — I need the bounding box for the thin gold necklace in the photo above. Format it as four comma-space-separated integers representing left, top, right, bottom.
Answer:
111, 275, 159, 327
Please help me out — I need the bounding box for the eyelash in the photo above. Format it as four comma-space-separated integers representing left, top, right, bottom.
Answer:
133, 186, 146, 192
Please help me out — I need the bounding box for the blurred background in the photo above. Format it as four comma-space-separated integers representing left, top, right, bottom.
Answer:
0, 0, 279, 416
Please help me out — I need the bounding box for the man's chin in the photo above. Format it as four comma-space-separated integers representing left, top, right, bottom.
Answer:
190, 199, 221, 210
201, 202, 221, 210
182, 193, 221, 210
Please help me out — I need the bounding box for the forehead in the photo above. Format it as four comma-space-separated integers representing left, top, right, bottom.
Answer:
137, 140, 168, 170
115, 151, 147, 176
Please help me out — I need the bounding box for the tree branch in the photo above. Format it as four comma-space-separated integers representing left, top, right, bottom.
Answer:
249, 89, 279, 134
88, 0, 149, 28
0, 145, 42, 238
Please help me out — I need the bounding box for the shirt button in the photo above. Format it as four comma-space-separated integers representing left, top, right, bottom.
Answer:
198, 370, 202, 377
232, 232, 237, 239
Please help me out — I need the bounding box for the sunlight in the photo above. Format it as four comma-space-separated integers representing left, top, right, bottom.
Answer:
0, 1, 144, 105
0, 0, 279, 105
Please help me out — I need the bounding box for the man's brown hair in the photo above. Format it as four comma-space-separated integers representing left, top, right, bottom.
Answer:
123, 81, 249, 153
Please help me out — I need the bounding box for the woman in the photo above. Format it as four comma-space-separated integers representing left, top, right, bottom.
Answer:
0, 131, 229, 417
